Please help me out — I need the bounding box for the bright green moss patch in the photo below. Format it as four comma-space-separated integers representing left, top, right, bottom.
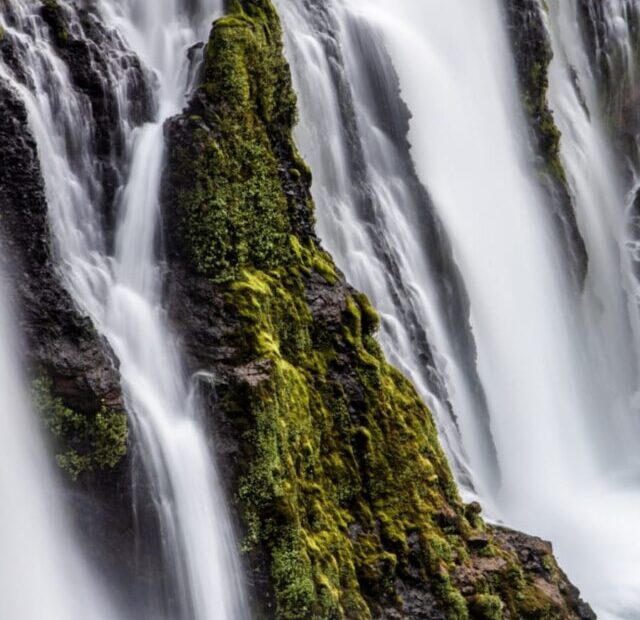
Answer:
168, 0, 300, 282
32, 377, 128, 480
227, 259, 477, 618
470, 593, 504, 620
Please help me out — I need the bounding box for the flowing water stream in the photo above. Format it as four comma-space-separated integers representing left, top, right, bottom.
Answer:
0, 1, 248, 618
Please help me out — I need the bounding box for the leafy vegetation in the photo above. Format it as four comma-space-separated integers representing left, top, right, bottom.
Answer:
33, 376, 128, 480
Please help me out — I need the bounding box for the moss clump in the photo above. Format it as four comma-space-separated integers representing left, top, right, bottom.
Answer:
470, 594, 503, 620
507, 9, 565, 185
32, 377, 128, 480
520, 58, 566, 184
40, 0, 69, 47
168, 0, 301, 282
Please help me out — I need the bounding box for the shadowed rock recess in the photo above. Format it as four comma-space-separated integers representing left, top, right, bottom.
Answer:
162, 1, 595, 618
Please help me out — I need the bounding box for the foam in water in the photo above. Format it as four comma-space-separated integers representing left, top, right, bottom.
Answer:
0, 1, 248, 617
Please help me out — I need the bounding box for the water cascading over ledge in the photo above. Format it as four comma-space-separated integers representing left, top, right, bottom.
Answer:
274, 0, 640, 617
272, 0, 500, 499
0, 0, 247, 617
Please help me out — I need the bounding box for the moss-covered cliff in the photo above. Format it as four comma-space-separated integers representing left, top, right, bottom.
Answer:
163, 1, 595, 618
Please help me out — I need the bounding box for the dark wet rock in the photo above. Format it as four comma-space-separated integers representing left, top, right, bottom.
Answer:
376, 581, 445, 620
39, 0, 155, 238
491, 527, 597, 620
0, 80, 121, 414
467, 533, 491, 551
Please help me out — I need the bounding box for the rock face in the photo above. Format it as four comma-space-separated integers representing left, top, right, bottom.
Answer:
38, 0, 155, 235
503, 0, 589, 288
162, 1, 596, 617
0, 77, 121, 414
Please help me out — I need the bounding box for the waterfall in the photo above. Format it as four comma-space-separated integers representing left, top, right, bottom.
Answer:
0, 1, 248, 618
0, 274, 116, 620
275, 0, 501, 498
279, 0, 640, 617
3, 0, 640, 616
541, 1, 640, 616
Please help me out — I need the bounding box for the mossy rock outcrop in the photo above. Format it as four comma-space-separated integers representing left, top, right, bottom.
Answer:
164, 1, 595, 618
32, 376, 128, 481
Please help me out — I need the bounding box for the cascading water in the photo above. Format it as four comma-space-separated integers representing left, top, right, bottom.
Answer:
540, 1, 640, 616
279, 0, 640, 617
0, 274, 116, 620
275, 0, 500, 498
0, 1, 248, 618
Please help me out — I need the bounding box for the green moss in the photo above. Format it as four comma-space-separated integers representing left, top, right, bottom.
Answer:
169, 0, 300, 282
32, 377, 128, 480
520, 56, 566, 184
506, 1, 588, 285
470, 594, 504, 620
